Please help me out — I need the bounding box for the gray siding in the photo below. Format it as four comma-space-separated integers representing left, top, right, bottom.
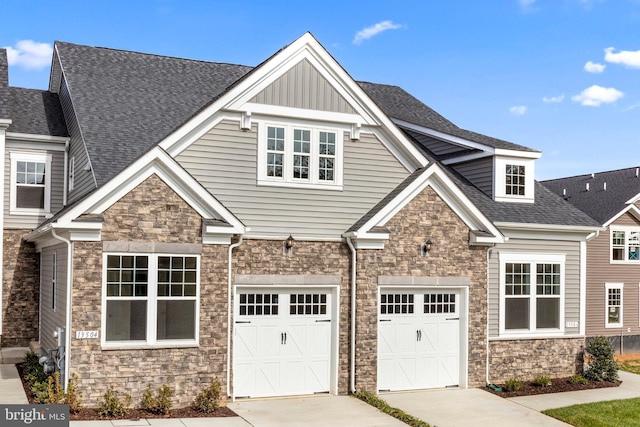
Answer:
250, 59, 356, 113
176, 120, 410, 238
586, 211, 640, 338
3, 146, 65, 229
488, 238, 582, 337
59, 79, 95, 203
39, 244, 67, 352
452, 157, 493, 198
411, 133, 472, 157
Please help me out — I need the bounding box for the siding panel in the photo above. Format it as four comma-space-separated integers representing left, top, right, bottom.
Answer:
176, 120, 409, 238
452, 157, 493, 198
488, 239, 582, 337
39, 244, 67, 352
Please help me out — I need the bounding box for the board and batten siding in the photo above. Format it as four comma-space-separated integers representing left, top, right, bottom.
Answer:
39, 244, 67, 352
487, 238, 582, 337
451, 157, 493, 198
59, 78, 96, 204
176, 120, 410, 239
250, 59, 356, 114
585, 211, 640, 338
3, 146, 65, 229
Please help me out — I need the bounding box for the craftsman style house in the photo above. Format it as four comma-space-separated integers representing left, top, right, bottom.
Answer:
544, 168, 640, 354
0, 33, 599, 405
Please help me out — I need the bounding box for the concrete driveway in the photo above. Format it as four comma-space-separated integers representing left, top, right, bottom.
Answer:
228, 394, 406, 427
382, 388, 568, 427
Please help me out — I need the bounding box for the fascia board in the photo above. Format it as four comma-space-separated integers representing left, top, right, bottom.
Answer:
355, 163, 502, 241
495, 222, 604, 240
624, 192, 640, 205
6, 133, 70, 145
604, 204, 640, 228
494, 148, 541, 159
53, 148, 245, 233
392, 119, 494, 154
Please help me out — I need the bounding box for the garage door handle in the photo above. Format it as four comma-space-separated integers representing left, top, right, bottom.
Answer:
379, 319, 391, 322
236, 321, 251, 324
281, 332, 287, 345
417, 330, 422, 341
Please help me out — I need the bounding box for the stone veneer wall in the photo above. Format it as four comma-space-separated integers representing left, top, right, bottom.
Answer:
2, 229, 39, 347
355, 187, 488, 392
70, 174, 229, 407
489, 338, 584, 381
232, 239, 352, 394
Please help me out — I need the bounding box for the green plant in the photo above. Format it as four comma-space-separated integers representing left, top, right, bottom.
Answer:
65, 374, 83, 414
22, 352, 49, 387
31, 381, 49, 404
504, 377, 523, 392
193, 377, 221, 413
568, 374, 589, 385
354, 390, 430, 427
532, 375, 552, 387
97, 385, 132, 418
584, 336, 619, 382
46, 371, 65, 404
140, 380, 173, 415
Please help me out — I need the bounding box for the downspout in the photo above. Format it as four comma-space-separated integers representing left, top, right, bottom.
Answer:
486, 247, 493, 387
51, 229, 72, 392
227, 235, 244, 400
346, 236, 357, 394
62, 140, 69, 206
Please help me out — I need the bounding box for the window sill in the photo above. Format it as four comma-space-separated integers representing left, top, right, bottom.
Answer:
101, 341, 198, 351
605, 324, 623, 329
609, 260, 640, 265
495, 330, 566, 340
257, 179, 343, 191
10, 209, 50, 217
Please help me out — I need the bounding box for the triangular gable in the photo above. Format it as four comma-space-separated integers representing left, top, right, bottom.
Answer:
604, 203, 640, 228
250, 59, 357, 114
345, 163, 504, 249
25, 147, 245, 246
159, 32, 427, 171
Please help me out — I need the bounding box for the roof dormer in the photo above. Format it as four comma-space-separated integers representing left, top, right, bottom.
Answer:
493, 150, 540, 204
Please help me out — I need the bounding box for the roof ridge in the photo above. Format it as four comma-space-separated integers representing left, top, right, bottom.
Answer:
542, 165, 640, 182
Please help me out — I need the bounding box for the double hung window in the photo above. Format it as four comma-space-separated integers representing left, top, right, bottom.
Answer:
10, 152, 52, 214
611, 228, 640, 262
500, 254, 565, 336
103, 254, 199, 347
259, 122, 342, 189
605, 283, 623, 328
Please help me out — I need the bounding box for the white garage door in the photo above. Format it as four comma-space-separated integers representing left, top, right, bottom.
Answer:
233, 288, 333, 398
378, 289, 460, 391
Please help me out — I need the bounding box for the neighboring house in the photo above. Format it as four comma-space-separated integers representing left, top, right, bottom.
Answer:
0, 33, 599, 406
543, 167, 640, 353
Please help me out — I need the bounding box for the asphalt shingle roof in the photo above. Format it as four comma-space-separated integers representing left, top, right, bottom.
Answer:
8, 88, 68, 136
0, 49, 9, 120
542, 167, 640, 225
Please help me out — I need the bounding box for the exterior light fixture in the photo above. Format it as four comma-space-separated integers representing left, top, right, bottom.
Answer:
285, 234, 295, 252
421, 238, 433, 256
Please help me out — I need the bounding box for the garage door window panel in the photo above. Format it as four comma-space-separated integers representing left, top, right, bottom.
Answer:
239, 293, 279, 316
290, 293, 327, 315
381, 293, 414, 314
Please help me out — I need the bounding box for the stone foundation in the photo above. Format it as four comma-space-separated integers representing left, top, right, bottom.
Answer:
489, 337, 584, 382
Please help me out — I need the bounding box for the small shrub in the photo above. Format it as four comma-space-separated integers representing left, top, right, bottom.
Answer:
65, 374, 83, 414
31, 381, 49, 404
568, 374, 589, 385
46, 372, 65, 404
140, 380, 173, 415
584, 336, 619, 382
193, 377, 221, 413
504, 377, 523, 392
532, 375, 552, 387
97, 385, 132, 418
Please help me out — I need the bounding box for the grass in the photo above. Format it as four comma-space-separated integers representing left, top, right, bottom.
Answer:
354, 391, 430, 427
618, 358, 640, 375
543, 398, 640, 427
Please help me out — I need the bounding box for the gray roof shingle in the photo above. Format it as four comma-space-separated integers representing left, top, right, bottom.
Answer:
542, 167, 640, 225
8, 88, 68, 136
0, 49, 9, 120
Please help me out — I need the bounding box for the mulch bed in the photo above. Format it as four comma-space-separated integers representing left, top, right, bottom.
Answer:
485, 376, 621, 398
16, 363, 237, 421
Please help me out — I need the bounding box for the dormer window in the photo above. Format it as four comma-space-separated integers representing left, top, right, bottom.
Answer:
258, 121, 343, 190
494, 156, 535, 203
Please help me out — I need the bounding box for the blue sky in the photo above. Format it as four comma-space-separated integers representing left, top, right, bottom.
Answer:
2, 0, 639, 180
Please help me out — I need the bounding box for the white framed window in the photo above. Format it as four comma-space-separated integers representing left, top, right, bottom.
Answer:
610, 227, 640, 263
258, 121, 343, 190
499, 254, 565, 337
68, 156, 75, 192
605, 283, 623, 328
494, 156, 535, 203
9, 152, 52, 215
102, 253, 200, 348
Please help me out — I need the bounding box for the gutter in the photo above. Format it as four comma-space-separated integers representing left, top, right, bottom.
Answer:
346, 236, 357, 393
227, 235, 244, 400
51, 229, 72, 392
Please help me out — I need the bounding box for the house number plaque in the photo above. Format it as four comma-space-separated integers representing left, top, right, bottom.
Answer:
75, 330, 99, 339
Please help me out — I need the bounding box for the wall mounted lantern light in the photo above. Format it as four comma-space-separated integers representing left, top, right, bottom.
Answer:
285, 234, 295, 252
421, 238, 433, 256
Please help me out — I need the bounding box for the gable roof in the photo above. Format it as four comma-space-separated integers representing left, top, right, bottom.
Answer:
542, 167, 640, 225
7, 87, 68, 137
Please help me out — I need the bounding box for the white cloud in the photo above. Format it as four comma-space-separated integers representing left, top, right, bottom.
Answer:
584, 61, 605, 73
571, 85, 624, 106
604, 47, 640, 69
542, 94, 565, 103
353, 21, 403, 45
4, 40, 52, 70
509, 105, 527, 115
